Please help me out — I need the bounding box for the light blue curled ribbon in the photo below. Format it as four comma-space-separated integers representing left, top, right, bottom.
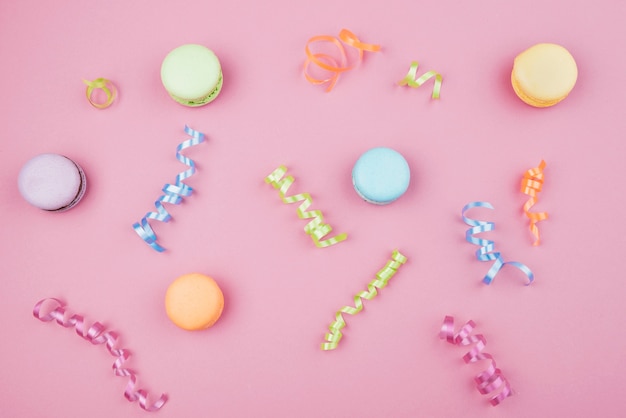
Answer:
132, 125, 206, 252
462, 201, 534, 285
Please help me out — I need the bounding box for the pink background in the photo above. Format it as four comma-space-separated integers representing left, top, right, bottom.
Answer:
1, 0, 625, 417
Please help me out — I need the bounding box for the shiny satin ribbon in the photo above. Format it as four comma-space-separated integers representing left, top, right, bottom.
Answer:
397, 61, 442, 99
265, 165, 347, 248
440, 316, 513, 406
33, 298, 167, 411
83, 78, 117, 109
132, 125, 206, 252
462, 202, 534, 285
321, 250, 407, 350
521, 160, 548, 246
304, 28, 381, 92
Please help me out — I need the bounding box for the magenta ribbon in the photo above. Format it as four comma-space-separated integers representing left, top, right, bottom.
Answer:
439, 315, 512, 406
33, 298, 167, 412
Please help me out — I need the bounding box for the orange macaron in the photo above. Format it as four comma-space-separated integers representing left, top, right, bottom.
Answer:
165, 273, 224, 331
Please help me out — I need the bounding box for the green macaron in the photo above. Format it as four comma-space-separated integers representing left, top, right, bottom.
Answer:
160, 44, 223, 107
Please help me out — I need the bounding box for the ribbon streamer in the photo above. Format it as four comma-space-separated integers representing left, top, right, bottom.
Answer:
132, 125, 206, 252
521, 160, 548, 246
462, 201, 534, 285
439, 316, 513, 406
397, 61, 442, 99
321, 250, 407, 350
304, 28, 381, 92
33, 298, 167, 412
83, 78, 117, 109
265, 165, 347, 248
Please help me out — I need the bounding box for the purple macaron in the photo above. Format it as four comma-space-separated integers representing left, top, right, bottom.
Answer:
18, 153, 87, 212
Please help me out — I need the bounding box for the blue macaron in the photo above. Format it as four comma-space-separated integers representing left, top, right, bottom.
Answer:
352, 147, 410, 205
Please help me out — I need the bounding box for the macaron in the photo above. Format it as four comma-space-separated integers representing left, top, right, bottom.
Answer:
511, 43, 578, 107
165, 273, 224, 331
17, 153, 87, 212
160, 44, 223, 107
352, 147, 410, 205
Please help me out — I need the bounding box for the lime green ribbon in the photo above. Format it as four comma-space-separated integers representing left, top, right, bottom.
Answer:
83, 78, 117, 109
398, 61, 442, 99
265, 165, 347, 248
321, 250, 407, 350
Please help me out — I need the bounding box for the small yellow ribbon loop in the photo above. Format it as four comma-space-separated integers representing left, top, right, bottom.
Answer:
83, 78, 117, 109
265, 165, 347, 248
521, 160, 548, 246
321, 250, 407, 350
398, 61, 442, 99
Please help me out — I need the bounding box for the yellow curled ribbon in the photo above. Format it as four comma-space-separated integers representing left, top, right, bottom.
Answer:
521, 160, 548, 246
265, 165, 347, 248
83, 77, 117, 109
397, 61, 442, 99
321, 250, 407, 350
304, 28, 381, 92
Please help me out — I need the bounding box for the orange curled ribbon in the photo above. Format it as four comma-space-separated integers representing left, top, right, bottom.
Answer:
521, 160, 548, 246
265, 165, 347, 247
83, 78, 117, 109
304, 29, 381, 92
398, 61, 442, 99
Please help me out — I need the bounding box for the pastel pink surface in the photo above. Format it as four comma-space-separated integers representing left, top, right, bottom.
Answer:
1, 1, 625, 418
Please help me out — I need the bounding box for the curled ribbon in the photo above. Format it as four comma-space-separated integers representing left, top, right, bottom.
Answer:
33, 298, 167, 412
132, 125, 206, 252
83, 78, 117, 109
321, 250, 407, 350
462, 202, 534, 285
265, 165, 347, 248
440, 316, 513, 406
397, 61, 442, 99
521, 160, 548, 246
304, 28, 381, 92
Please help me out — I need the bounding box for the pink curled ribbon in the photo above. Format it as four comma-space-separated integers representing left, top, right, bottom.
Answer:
521, 160, 548, 246
304, 28, 381, 92
33, 298, 167, 412
132, 125, 206, 252
439, 316, 513, 406
462, 201, 534, 285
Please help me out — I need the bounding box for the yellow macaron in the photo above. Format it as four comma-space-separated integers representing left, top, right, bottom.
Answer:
511, 43, 578, 107
165, 273, 224, 331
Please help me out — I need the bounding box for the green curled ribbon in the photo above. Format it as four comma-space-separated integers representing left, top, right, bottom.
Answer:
321, 249, 407, 350
83, 77, 117, 109
398, 61, 442, 99
265, 165, 347, 248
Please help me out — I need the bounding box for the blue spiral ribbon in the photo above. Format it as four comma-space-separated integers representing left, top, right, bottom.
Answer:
462, 202, 534, 285
132, 125, 206, 252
